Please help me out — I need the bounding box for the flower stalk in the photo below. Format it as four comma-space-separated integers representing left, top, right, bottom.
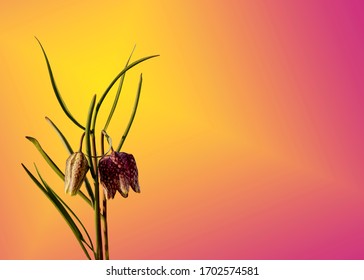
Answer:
101, 131, 109, 260
22, 39, 158, 259
92, 132, 103, 260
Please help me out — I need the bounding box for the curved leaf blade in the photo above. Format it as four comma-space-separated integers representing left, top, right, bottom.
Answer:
45, 117, 74, 154
49, 187, 95, 255
22, 163, 47, 194
35, 37, 85, 130
103, 46, 135, 131
92, 54, 159, 130
45, 117, 95, 205
116, 73, 143, 151
26, 136, 63, 179
22, 164, 92, 259
25, 136, 92, 206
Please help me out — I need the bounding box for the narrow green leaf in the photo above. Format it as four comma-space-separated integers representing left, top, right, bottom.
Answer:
92, 54, 159, 131
26, 136, 63, 179
26, 136, 92, 206
48, 187, 95, 254
34, 165, 94, 258
35, 37, 85, 130
116, 74, 143, 151
85, 95, 97, 179
103, 46, 135, 131
45, 117, 95, 205
22, 163, 48, 195
33, 165, 82, 239
45, 117, 74, 154
22, 164, 91, 259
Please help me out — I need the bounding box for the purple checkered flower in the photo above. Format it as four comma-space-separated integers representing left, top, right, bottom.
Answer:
98, 151, 140, 199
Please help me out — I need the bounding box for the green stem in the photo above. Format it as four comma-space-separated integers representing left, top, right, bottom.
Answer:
84, 95, 102, 259
101, 131, 109, 259
78, 132, 86, 152
85, 96, 97, 179
102, 196, 109, 259
92, 133, 103, 260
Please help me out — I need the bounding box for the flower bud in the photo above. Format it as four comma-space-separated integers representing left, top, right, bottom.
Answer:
98, 151, 140, 199
65, 152, 89, 195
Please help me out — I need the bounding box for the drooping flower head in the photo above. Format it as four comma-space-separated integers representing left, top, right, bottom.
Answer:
65, 151, 89, 195
98, 151, 140, 199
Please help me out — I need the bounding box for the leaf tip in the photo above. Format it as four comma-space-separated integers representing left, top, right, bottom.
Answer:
34, 36, 42, 46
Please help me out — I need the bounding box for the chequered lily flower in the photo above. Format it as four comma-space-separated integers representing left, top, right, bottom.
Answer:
65, 152, 89, 195
98, 151, 140, 199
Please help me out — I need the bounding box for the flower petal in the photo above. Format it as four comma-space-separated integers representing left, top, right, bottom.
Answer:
99, 151, 140, 199
65, 152, 89, 196
98, 155, 119, 199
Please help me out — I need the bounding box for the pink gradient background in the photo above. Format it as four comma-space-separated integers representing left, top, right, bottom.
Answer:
1, 1, 363, 259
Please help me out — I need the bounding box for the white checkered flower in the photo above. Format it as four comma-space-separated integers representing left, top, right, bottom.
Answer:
64, 152, 89, 195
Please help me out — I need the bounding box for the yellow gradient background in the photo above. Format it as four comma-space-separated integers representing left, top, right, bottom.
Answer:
1, 1, 364, 259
